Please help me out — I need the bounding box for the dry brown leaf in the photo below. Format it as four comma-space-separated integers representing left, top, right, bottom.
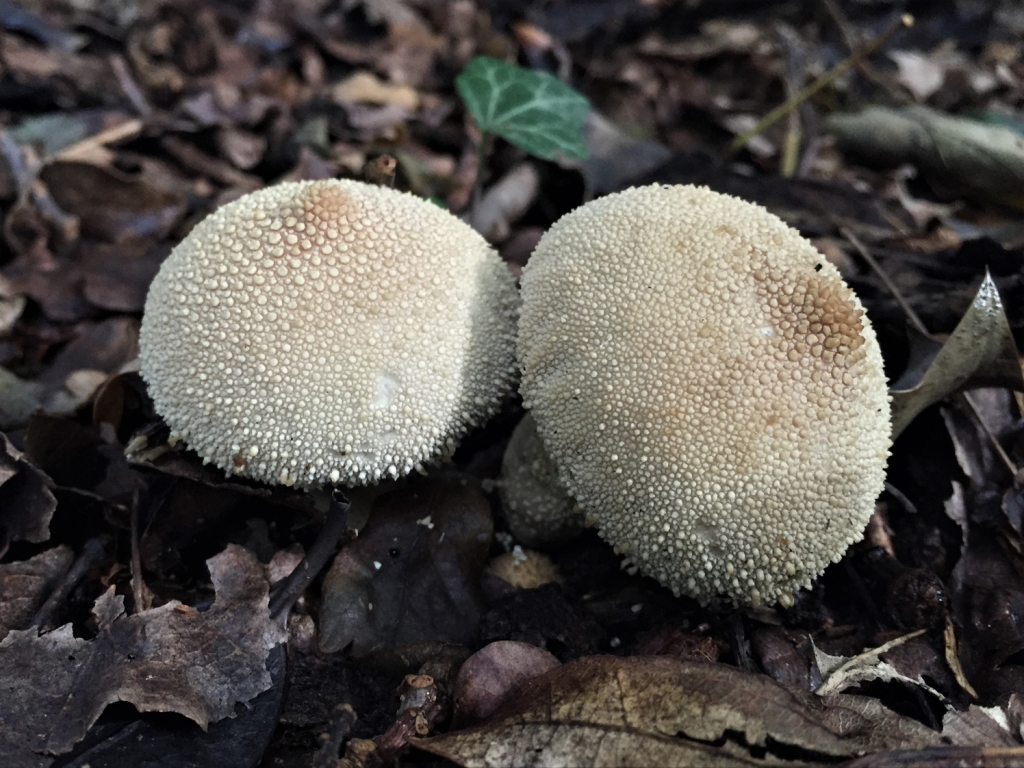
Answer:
813, 630, 947, 702
0, 546, 72, 641
451, 640, 561, 728
0, 431, 56, 554
38, 160, 186, 242
332, 70, 420, 110
318, 477, 493, 656
470, 162, 540, 242
827, 106, 1024, 212
416, 656, 942, 768
942, 706, 1020, 747
0, 545, 287, 765
889, 272, 1024, 438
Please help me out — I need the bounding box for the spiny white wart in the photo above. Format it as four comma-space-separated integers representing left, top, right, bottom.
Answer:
141, 179, 519, 488
517, 184, 890, 607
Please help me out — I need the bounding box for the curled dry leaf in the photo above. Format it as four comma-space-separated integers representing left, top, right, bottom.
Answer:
65, 646, 287, 768
950, 537, 1024, 682
0, 546, 72, 641
470, 162, 540, 242
942, 705, 1020, 747
0, 431, 57, 554
417, 656, 942, 768
827, 106, 1024, 212
38, 160, 186, 242
889, 272, 1024, 438
318, 476, 493, 656
0, 545, 287, 766
813, 630, 948, 703
2, 238, 167, 322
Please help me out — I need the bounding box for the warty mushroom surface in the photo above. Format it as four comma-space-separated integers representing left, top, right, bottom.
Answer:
140, 179, 519, 488
517, 184, 891, 607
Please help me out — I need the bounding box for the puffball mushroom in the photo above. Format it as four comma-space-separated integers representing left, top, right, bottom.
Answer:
140, 179, 518, 488
498, 413, 584, 547
517, 184, 890, 607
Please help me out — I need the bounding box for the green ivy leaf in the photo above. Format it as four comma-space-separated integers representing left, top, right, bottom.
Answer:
456, 56, 589, 161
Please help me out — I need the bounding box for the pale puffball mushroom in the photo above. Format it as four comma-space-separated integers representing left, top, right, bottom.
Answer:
140, 179, 518, 488
517, 184, 890, 607
497, 413, 583, 548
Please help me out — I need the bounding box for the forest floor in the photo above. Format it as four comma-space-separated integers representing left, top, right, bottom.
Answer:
1, 1, 1024, 766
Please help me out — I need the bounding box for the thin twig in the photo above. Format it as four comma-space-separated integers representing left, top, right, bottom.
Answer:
962, 391, 1019, 476
31, 537, 107, 632
109, 53, 152, 116
838, 225, 933, 338
54, 118, 144, 162
269, 489, 351, 620
129, 490, 149, 614
821, 0, 907, 99
883, 481, 919, 515
817, 629, 926, 696
470, 131, 493, 218
775, 23, 805, 179
730, 13, 913, 153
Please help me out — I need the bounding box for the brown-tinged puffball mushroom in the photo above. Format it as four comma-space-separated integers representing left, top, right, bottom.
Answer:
517, 184, 890, 607
498, 413, 584, 548
140, 180, 518, 488
486, 546, 562, 589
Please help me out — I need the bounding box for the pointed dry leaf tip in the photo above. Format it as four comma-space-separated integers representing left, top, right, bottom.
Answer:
890, 271, 1024, 438
140, 179, 519, 488
517, 184, 891, 607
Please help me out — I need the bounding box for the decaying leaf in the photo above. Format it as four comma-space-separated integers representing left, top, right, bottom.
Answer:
574, 110, 671, 195
38, 160, 186, 242
0, 367, 41, 430
949, 537, 1024, 682
64, 646, 288, 768
318, 476, 493, 656
813, 630, 948, 703
0, 545, 287, 766
0, 431, 57, 555
416, 656, 942, 768
943, 706, 1020, 747
889, 272, 1024, 438
451, 640, 561, 728
0, 546, 72, 641
827, 106, 1024, 212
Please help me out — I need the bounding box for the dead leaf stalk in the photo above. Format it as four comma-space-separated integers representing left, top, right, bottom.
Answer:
816, 628, 926, 696
54, 117, 145, 163
269, 489, 350, 620
839, 225, 933, 338
129, 490, 150, 614
961, 391, 1019, 476
821, 0, 908, 100
943, 614, 979, 699
30, 536, 107, 632
730, 13, 913, 153
108, 54, 152, 116
470, 131, 494, 218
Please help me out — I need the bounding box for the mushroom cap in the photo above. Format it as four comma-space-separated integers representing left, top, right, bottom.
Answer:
517, 184, 890, 606
140, 179, 518, 488
486, 547, 562, 589
498, 413, 583, 547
